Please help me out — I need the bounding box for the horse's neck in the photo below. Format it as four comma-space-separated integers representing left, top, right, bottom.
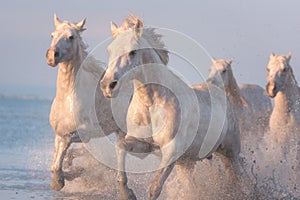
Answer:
274, 74, 300, 115
56, 62, 78, 97
56, 51, 87, 98
132, 79, 153, 106
132, 57, 168, 106
226, 73, 247, 111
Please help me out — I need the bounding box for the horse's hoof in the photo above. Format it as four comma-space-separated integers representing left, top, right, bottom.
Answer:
120, 188, 137, 200
127, 189, 137, 200
51, 171, 65, 191
64, 167, 85, 181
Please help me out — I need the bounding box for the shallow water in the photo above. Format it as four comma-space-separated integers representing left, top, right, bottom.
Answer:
0, 96, 299, 199
0, 96, 55, 199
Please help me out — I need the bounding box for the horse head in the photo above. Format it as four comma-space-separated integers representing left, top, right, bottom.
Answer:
266, 52, 292, 97
207, 58, 233, 88
100, 16, 168, 98
46, 14, 86, 67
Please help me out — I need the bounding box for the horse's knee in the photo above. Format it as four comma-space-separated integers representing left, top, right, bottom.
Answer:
117, 137, 153, 153
116, 139, 127, 150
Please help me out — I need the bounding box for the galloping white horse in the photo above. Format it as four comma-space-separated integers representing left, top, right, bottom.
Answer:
264, 52, 300, 197
100, 16, 240, 200
208, 58, 272, 134
266, 53, 300, 140
46, 14, 126, 191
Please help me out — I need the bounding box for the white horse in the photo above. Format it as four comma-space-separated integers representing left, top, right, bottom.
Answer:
208, 58, 272, 134
266, 52, 300, 141
46, 14, 127, 191
262, 52, 300, 197
100, 16, 240, 200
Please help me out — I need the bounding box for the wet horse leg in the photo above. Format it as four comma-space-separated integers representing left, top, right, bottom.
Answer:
116, 140, 136, 200
148, 162, 175, 200
64, 146, 87, 167
63, 130, 91, 167
116, 136, 155, 200
51, 134, 71, 191
148, 141, 177, 200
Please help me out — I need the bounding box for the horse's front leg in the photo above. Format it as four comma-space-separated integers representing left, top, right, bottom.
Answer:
51, 134, 71, 191
116, 139, 136, 200
116, 135, 155, 200
148, 140, 177, 200
148, 162, 175, 200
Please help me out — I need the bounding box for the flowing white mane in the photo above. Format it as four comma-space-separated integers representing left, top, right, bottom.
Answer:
119, 16, 169, 65
288, 65, 299, 87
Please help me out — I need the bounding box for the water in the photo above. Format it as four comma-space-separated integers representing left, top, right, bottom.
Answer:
0, 96, 299, 199
0, 96, 55, 199
0, 96, 154, 200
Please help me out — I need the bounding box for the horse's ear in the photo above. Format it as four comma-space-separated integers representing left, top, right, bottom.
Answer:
54, 13, 62, 27
286, 52, 292, 62
76, 18, 86, 32
211, 57, 217, 64
111, 21, 119, 38
227, 58, 233, 65
270, 52, 275, 59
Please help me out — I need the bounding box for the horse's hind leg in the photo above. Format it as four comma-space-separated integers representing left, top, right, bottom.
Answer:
51, 134, 71, 191
64, 145, 87, 167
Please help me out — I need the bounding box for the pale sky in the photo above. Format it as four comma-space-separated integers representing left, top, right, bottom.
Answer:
0, 0, 299, 98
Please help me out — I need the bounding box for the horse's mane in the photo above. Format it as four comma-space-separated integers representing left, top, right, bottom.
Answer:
288, 64, 299, 87
69, 26, 105, 76
226, 65, 249, 108
142, 28, 169, 65
120, 16, 169, 65
75, 30, 88, 59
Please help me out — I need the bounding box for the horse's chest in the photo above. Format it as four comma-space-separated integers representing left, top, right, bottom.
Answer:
126, 102, 152, 138
50, 96, 81, 135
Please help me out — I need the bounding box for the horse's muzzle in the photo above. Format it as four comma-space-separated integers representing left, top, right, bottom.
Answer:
100, 80, 119, 98
46, 48, 59, 67
266, 83, 277, 98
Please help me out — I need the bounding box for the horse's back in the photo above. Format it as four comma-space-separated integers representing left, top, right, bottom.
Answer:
189, 83, 239, 159
239, 84, 272, 115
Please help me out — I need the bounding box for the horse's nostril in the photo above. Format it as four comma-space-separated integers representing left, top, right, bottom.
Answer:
109, 81, 118, 90
54, 51, 59, 58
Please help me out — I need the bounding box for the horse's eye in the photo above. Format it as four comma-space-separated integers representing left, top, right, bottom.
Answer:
129, 50, 136, 57
283, 68, 287, 72
69, 35, 74, 40
50, 34, 54, 39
